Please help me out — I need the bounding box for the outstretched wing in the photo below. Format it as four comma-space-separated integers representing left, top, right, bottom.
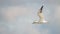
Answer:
33, 5, 48, 24
38, 5, 44, 20
40, 5, 43, 13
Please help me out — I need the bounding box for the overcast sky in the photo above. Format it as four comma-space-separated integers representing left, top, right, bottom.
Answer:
0, 0, 60, 34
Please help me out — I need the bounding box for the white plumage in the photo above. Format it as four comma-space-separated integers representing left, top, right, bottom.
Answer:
33, 5, 48, 24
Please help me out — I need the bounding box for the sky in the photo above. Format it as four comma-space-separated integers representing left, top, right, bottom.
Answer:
0, 0, 60, 34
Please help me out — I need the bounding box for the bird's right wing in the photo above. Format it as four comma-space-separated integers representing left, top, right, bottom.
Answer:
38, 5, 45, 21
40, 5, 43, 13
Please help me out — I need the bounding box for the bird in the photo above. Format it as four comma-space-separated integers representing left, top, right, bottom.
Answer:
32, 5, 48, 24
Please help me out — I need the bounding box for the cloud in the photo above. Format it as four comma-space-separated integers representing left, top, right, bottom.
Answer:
47, 5, 60, 34
53, 5, 60, 27
16, 24, 41, 34
1, 6, 42, 34
1, 6, 34, 22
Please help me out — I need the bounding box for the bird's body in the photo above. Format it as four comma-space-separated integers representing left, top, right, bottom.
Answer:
33, 5, 48, 24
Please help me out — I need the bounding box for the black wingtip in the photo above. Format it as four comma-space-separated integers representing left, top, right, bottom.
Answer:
40, 5, 43, 10
40, 5, 44, 13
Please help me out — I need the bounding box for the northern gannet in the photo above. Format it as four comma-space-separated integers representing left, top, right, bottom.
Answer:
33, 5, 48, 24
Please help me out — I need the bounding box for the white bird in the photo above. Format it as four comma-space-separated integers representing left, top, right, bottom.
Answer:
33, 5, 48, 24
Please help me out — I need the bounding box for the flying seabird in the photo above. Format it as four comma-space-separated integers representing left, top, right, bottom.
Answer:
32, 5, 48, 24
